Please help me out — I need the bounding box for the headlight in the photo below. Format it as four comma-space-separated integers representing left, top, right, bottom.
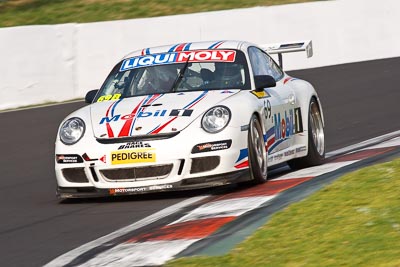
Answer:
59, 117, 85, 145
201, 106, 231, 133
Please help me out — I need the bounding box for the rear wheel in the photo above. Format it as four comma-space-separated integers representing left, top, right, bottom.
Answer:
248, 115, 268, 183
288, 98, 325, 170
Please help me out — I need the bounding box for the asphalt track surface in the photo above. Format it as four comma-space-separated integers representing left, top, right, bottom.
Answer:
1, 57, 400, 266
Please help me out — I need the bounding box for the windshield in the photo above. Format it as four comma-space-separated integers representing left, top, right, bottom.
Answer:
95, 49, 250, 102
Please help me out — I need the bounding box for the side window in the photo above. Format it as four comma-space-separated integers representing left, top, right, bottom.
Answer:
248, 47, 283, 81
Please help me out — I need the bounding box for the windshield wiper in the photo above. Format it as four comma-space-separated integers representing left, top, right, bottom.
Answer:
170, 58, 191, 92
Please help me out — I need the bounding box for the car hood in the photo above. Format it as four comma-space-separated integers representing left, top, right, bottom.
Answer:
90, 90, 239, 139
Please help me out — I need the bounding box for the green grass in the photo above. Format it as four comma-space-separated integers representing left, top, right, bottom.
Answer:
0, 0, 316, 27
166, 159, 400, 267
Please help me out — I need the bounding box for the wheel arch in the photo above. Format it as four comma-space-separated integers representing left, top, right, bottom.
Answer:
292, 79, 325, 132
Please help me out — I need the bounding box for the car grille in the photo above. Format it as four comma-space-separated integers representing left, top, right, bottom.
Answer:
62, 168, 89, 183
100, 164, 173, 181
190, 156, 220, 174
96, 132, 180, 144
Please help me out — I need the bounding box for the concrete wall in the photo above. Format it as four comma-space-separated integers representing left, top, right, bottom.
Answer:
1, 0, 399, 110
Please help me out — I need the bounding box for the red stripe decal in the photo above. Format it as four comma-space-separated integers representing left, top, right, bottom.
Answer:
150, 117, 177, 134
214, 41, 224, 49
235, 160, 249, 169
175, 43, 187, 52
147, 93, 161, 105
106, 123, 114, 138
283, 77, 292, 84
105, 102, 114, 117
127, 217, 236, 242
118, 98, 146, 137
267, 137, 275, 149
149, 92, 206, 134
104, 101, 118, 137
186, 94, 207, 109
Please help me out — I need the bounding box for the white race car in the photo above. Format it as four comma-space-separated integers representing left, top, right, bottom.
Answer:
55, 40, 325, 198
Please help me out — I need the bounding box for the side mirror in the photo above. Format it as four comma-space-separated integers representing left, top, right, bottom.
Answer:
254, 75, 276, 91
85, 89, 99, 103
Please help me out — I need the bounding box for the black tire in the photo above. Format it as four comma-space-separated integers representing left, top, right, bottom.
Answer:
288, 98, 325, 170
248, 114, 268, 183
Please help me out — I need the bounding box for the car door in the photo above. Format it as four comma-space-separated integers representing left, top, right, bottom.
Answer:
248, 46, 296, 154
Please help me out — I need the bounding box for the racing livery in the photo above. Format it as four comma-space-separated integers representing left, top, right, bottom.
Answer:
55, 40, 325, 198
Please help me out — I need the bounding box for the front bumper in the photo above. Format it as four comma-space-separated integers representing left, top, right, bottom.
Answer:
55, 125, 250, 198
56, 169, 249, 199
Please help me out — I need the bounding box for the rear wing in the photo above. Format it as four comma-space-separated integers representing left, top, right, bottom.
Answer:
260, 40, 313, 69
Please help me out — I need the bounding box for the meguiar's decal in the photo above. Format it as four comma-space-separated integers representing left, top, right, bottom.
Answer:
109, 184, 173, 195
97, 94, 121, 102
56, 154, 83, 164
192, 140, 232, 154
250, 90, 270, 99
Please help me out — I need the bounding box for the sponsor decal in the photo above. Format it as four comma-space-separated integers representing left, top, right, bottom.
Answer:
264, 100, 272, 120
169, 109, 193, 117
97, 94, 121, 102
111, 148, 156, 165
120, 50, 236, 71
118, 141, 151, 150
296, 146, 307, 153
250, 90, 270, 99
294, 107, 303, 133
99, 109, 193, 124
267, 108, 303, 153
56, 154, 83, 164
192, 140, 232, 154
273, 108, 303, 141
273, 152, 284, 161
109, 184, 173, 195
284, 149, 295, 157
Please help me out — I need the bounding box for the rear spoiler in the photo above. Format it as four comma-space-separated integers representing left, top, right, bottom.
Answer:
260, 40, 313, 69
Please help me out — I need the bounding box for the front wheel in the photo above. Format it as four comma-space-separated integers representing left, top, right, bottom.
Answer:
248, 115, 268, 183
288, 98, 325, 170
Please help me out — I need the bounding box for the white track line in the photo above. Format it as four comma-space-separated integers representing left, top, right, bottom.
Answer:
326, 130, 400, 158
44, 195, 208, 267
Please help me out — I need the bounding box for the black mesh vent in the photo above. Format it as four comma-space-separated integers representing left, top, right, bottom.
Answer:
100, 164, 173, 181
62, 168, 89, 183
190, 156, 220, 174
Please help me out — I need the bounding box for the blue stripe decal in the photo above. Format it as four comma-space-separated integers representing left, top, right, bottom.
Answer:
145, 48, 151, 55
168, 44, 180, 52
147, 124, 160, 134
111, 99, 123, 117
208, 41, 222, 49
183, 43, 192, 51
183, 91, 208, 109
266, 127, 275, 139
129, 94, 154, 135
235, 148, 248, 163
268, 138, 287, 153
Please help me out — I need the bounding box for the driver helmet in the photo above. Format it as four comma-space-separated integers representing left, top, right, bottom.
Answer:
215, 63, 243, 85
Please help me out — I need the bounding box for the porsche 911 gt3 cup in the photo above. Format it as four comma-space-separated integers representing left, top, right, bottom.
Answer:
55, 40, 325, 199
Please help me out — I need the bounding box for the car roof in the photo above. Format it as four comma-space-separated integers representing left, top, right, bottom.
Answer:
122, 40, 255, 59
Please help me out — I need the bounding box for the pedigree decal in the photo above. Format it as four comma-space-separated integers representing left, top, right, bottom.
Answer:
111, 148, 156, 165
